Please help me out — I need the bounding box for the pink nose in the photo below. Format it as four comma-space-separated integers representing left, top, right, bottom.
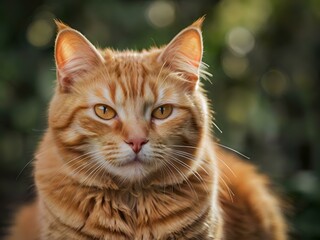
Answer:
125, 138, 149, 153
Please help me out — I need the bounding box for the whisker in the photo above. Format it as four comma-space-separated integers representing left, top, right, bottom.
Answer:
56, 157, 93, 185
211, 120, 223, 134
162, 156, 199, 200
219, 175, 234, 202
168, 144, 201, 150
82, 161, 104, 185
79, 154, 103, 184
159, 156, 182, 190
167, 154, 209, 194
170, 150, 209, 176
16, 159, 34, 180
214, 143, 250, 160
215, 155, 236, 178
169, 143, 250, 160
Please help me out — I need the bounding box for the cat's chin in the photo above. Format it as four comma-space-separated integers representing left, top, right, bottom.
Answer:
107, 156, 152, 181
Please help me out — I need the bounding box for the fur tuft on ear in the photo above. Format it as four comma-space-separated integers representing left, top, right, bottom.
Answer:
190, 16, 205, 29
158, 17, 209, 90
54, 21, 104, 92
54, 19, 70, 32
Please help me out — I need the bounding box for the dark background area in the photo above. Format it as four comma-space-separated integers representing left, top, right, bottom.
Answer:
0, 0, 319, 239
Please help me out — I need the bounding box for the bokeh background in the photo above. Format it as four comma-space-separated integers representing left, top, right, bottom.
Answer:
0, 0, 319, 239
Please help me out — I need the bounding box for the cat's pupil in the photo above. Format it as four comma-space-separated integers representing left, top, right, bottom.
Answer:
160, 107, 164, 114
98, 106, 107, 114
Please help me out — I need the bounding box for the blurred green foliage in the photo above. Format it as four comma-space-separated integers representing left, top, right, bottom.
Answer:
0, 0, 319, 239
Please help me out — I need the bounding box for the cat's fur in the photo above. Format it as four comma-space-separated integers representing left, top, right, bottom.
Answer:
7, 18, 287, 240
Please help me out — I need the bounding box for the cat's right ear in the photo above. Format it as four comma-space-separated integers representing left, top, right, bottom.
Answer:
54, 20, 104, 92
158, 17, 204, 91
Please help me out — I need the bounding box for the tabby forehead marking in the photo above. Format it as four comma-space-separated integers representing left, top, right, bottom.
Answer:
92, 60, 159, 121
114, 82, 125, 105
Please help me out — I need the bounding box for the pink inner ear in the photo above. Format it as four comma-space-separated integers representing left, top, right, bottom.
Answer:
54, 29, 104, 91
159, 27, 203, 84
177, 30, 202, 68
55, 31, 93, 70
56, 38, 75, 70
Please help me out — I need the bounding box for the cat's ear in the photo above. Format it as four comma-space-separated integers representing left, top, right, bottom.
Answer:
158, 17, 204, 90
54, 20, 104, 92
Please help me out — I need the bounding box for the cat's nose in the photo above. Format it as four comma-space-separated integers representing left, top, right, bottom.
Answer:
125, 138, 149, 154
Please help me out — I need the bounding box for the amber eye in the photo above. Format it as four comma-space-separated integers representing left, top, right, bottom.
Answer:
94, 104, 117, 120
152, 104, 173, 119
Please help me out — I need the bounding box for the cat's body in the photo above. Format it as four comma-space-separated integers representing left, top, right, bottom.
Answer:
7, 19, 286, 240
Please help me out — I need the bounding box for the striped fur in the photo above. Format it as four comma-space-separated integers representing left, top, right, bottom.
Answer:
6, 19, 287, 240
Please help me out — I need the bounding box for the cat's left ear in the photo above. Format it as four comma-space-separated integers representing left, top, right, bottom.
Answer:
54, 20, 105, 92
158, 17, 204, 90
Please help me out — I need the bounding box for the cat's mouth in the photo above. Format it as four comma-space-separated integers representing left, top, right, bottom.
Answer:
121, 156, 144, 167
133, 156, 142, 162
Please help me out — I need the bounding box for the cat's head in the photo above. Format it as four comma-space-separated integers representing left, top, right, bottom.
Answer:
48, 18, 211, 185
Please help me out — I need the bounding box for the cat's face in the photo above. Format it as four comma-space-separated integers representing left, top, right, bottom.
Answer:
49, 19, 209, 184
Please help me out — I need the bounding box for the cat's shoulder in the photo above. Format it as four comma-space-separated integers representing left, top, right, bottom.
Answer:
215, 146, 287, 240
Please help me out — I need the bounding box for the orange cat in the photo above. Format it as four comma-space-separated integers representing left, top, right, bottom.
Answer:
7, 18, 287, 240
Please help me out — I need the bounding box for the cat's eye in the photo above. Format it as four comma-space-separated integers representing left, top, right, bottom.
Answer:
152, 104, 173, 119
94, 104, 117, 120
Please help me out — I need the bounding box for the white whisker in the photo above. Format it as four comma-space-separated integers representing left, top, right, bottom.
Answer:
214, 143, 250, 160
212, 121, 223, 134
162, 154, 199, 200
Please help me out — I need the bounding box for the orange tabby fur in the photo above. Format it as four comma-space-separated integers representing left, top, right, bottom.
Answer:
6, 18, 287, 240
